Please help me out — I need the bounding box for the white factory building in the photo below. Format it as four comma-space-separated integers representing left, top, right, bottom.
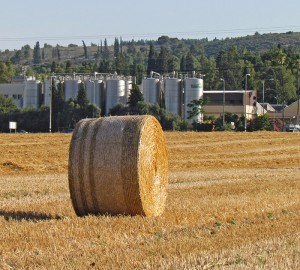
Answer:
0, 72, 261, 122
0, 74, 133, 115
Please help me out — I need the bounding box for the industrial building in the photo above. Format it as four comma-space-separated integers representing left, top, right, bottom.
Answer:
142, 72, 204, 122
203, 90, 258, 120
141, 72, 257, 122
0, 73, 132, 115
0, 72, 259, 123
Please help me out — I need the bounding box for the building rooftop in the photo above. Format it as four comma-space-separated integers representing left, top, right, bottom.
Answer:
203, 90, 255, 94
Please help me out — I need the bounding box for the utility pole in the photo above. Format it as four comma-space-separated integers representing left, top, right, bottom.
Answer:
281, 56, 286, 131
244, 74, 250, 132
296, 60, 300, 124
220, 78, 225, 127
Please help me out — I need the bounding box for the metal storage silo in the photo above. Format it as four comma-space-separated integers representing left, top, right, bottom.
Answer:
64, 80, 80, 101
142, 78, 159, 104
44, 79, 59, 107
105, 79, 126, 115
23, 80, 40, 109
184, 78, 204, 122
44, 80, 51, 107
85, 80, 102, 108
125, 78, 132, 103
164, 78, 182, 116
95, 80, 102, 109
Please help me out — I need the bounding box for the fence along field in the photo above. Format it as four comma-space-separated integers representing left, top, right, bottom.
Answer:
0, 132, 299, 269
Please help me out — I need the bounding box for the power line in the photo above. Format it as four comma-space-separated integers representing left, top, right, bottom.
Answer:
0, 25, 300, 43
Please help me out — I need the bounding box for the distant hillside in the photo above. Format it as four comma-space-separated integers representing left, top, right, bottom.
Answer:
1, 31, 300, 66
202, 32, 300, 57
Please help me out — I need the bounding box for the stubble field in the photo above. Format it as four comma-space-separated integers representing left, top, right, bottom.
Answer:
0, 132, 299, 269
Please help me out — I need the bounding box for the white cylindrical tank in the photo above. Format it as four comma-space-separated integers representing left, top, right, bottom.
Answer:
184, 78, 204, 122
44, 79, 59, 107
164, 78, 182, 116
142, 78, 159, 104
105, 79, 126, 115
85, 80, 102, 108
44, 80, 51, 107
125, 78, 132, 103
65, 80, 80, 101
23, 80, 40, 109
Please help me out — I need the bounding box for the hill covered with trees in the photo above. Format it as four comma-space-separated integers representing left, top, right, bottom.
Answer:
0, 31, 299, 106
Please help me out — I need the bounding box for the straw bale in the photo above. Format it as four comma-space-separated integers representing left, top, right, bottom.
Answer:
68, 115, 168, 217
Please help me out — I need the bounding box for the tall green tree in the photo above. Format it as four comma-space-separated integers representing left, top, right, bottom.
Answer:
98, 60, 112, 73
77, 82, 89, 108
147, 43, 157, 74
51, 77, 60, 131
33, 41, 41, 64
130, 61, 145, 84
180, 55, 186, 71
82, 40, 88, 59
114, 53, 127, 75
157, 46, 170, 74
51, 61, 57, 73
65, 61, 72, 73
57, 46, 61, 60
261, 46, 296, 104
187, 98, 208, 120
11, 50, 22, 64
127, 84, 144, 108
114, 38, 120, 57
103, 38, 110, 60
0, 94, 18, 113
202, 57, 218, 90
22, 44, 31, 60
0, 62, 15, 83
216, 46, 244, 89
120, 36, 123, 54
186, 52, 195, 71
168, 55, 180, 72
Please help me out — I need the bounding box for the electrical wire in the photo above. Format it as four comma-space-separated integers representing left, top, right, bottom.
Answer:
0, 26, 300, 43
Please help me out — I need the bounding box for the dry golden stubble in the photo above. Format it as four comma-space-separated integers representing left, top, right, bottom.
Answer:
0, 131, 299, 269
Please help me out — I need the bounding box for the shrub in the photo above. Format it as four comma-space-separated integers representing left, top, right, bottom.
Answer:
192, 121, 214, 132
109, 102, 187, 131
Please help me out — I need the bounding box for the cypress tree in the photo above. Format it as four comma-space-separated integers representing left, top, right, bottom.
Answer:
77, 82, 89, 108
128, 84, 144, 108
180, 55, 186, 72
114, 38, 120, 57
147, 43, 156, 74
82, 40, 88, 59
33, 41, 41, 64
157, 46, 169, 74
186, 52, 195, 71
57, 46, 61, 60
103, 38, 110, 60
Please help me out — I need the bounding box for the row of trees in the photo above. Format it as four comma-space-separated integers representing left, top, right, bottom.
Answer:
2, 37, 300, 106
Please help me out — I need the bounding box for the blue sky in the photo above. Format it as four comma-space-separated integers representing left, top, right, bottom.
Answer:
1, 0, 300, 50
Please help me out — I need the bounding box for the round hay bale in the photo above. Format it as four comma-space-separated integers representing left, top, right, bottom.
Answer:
68, 115, 168, 217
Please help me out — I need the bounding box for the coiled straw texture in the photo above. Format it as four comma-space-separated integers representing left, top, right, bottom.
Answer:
68, 115, 168, 217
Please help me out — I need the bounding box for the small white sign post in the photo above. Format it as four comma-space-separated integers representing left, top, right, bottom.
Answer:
9, 122, 17, 133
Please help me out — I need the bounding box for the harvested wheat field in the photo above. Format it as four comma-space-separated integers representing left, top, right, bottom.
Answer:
0, 131, 299, 269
